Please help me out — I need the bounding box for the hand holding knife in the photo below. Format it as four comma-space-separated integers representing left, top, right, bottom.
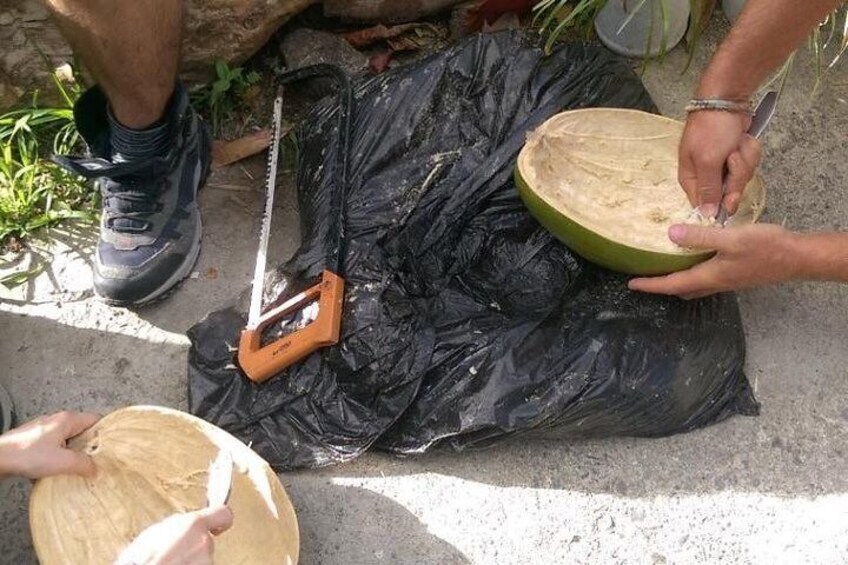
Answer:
116, 450, 234, 565
206, 449, 234, 509
715, 90, 778, 226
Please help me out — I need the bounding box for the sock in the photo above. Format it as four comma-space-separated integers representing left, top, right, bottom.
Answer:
108, 105, 174, 163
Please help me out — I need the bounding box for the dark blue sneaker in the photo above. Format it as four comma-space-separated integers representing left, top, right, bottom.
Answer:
55, 84, 211, 306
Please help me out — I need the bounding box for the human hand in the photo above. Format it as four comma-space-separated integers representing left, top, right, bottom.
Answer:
679, 110, 762, 217
115, 506, 234, 565
628, 223, 802, 299
0, 411, 99, 479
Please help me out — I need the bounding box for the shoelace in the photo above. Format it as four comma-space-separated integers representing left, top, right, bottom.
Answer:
53, 154, 170, 234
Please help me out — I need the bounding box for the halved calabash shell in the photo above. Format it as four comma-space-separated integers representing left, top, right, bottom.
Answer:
516, 108, 766, 275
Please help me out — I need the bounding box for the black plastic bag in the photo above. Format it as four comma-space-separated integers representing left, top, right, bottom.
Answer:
188, 31, 758, 471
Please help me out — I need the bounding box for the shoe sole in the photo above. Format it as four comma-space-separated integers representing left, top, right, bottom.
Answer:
98, 122, 212, 308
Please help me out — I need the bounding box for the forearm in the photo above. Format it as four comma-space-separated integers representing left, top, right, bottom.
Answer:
789, 232, 848, 282
697, 0, 843, 99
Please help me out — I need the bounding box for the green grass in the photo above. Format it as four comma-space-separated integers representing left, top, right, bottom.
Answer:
0, 70, 95, 251
0, 59, 262, 258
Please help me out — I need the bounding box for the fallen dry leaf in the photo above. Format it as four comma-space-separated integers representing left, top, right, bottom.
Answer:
342, 23, 419, 48
344, 22, 448, 52
481, 12, 522, 33
211, 129, 272, 170
369, 51, 393, 74
465, 0, 533, 32
386, 35, 430, 52
242, 84, 263, 111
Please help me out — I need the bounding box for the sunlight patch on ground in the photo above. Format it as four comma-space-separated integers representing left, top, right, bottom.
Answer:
332, 474, 848, 564
0, 300, 190, 346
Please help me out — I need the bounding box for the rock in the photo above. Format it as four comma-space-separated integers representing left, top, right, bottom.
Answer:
324, 0, 467, 24
281, 28, 368, 74
279, 28, 368, 97
0, 0, 69, 107
181, 0, 318, 74
0, 0, 317, 110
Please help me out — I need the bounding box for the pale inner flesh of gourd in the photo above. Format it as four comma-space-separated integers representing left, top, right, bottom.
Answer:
520, 109, 759, 255
29, 406, 299, 565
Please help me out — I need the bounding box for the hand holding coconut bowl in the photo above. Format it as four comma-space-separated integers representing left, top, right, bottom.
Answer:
0, 408, 299, 565
631, 0, 848, 298
521, 0, 848, 299
0, 412, 229, 565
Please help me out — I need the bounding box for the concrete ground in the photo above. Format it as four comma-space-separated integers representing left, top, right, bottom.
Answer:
2, 19, 847, 565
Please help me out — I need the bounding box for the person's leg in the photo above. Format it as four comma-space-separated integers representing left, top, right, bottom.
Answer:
43, 0, 182, 129
43, 0, 211, 306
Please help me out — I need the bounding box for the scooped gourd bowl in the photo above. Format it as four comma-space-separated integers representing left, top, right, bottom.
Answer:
29, 406, 299, 565
515, 108, 766, 276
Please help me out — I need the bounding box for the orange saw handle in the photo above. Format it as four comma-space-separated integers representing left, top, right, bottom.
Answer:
238, 270, 345, 384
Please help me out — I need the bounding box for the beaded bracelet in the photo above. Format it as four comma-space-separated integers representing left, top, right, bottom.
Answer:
684, 98, 754, 115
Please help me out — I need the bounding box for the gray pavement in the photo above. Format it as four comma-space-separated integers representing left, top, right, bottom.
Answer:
1, 19, 847, 565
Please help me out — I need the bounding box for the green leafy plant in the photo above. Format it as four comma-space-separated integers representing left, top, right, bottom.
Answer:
190, 60, 261, 136
756, 4, 848, 98
533, 0, 609, 53
533, 0, 709, 58
808, 5, 848, 91
0, 69, 94, 250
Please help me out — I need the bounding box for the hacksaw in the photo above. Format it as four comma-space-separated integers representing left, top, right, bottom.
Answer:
237, 69, 351, 384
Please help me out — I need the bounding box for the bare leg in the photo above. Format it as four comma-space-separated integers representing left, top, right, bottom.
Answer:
42, 0, 182, 129
41, 0, 209, 306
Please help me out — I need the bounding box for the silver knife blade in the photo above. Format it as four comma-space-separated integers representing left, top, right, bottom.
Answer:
206, 449, 233, 508
247, 92, 285, 329
716, 90, 778, 225
748, 91, 778, 140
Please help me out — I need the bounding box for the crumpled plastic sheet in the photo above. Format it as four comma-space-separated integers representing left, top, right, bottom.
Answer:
187, 31, 759, 471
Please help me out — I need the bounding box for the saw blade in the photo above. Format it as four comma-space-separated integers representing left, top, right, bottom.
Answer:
247, 92, 284, 329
